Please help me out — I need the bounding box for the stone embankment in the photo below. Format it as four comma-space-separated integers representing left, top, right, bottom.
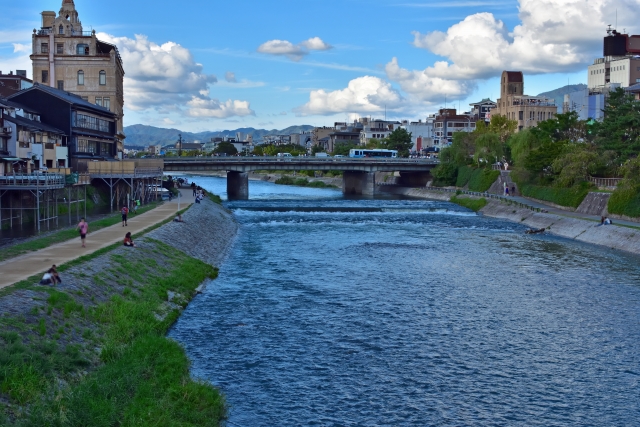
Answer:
148, 197, 238, 267
381, 186, 640, 256
189, 170, 343, 188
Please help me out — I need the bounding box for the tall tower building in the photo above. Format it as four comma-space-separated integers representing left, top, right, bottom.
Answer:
31, 0, 125, 155
495, 71, 557, 131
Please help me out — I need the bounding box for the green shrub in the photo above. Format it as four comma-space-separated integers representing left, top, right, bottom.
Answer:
608, 186, 640, 218
275, 176, 295, 185
521, 182, 592, 208
456, 166, 474, 187
432, 163, 458, 187
450, 196, 488, 212
294, 178, 309, 186
468, 169, 500, 192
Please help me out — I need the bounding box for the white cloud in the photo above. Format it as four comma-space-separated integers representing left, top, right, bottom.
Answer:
295, 76, 403, 116
187, 95, 255, 119
12, 43, 30, 53
225, 71, 237, 83
0, 54, 31, 78
385, 57, 477, 103
257, 37, 333, 61
410, 0, 637, 80
96, 33, 254, 119
300, 37, 333, 51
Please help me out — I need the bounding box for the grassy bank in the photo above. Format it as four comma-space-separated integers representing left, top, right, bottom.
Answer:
0, 237, 225, 426
520, 182, 592, 208
450, 195, 488, 212
0, 202, 161, 263
608, 186, 640, 218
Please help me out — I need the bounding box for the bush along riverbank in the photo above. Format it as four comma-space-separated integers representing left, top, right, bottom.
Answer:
274, 175, 338, 189
0, 198, 237, 426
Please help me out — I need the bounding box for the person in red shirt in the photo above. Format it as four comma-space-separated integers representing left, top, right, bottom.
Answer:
123, 232, 136, 247
121, 205, 129, 226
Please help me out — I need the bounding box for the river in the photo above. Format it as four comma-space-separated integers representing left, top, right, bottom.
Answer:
169, 175, 640, 427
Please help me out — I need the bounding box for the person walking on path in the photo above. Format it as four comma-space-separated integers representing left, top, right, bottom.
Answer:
121, 205, 129, 226
191, 182, 197, 197
77, 218, 88, 248
133, 199, 140, 215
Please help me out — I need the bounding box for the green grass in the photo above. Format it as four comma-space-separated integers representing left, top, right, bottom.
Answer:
0, 202, 161, 263
456, 166, 474, 188
450, 196, 488, 212
520, 182, 592, 208
468, 169, 500, 192
608, 186, 640, 218
2, 239, 226, 426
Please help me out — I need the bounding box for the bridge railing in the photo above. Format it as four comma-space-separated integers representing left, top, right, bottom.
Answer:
163, 157, 440, 164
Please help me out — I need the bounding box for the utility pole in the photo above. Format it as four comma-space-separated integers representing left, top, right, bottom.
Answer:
177, 134, 183, 157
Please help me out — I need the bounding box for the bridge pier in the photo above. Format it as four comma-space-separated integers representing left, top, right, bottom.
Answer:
343, 171, 376, 196
398, 171, 431, 187
227, 171, 248, 200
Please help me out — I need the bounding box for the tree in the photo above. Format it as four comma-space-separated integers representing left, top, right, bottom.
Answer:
333, 142, 359, 156
536, 111, 586, 143
473, 133, 502, 166
383, 128, 413, 157
366, 138, 384, 149
214, 142, 238, 156
311, 145, 325, 154
593, 88, 640, 160
441, 131, 475, 166
552, 144, 599, 187
488, 114, 517, 143
508, 129, 541, 167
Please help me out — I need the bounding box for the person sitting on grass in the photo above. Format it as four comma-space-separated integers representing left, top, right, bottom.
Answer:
40, 268, 56, 286
51, 264, 62, 285
174, 213, 184, 223
123, 232, 136, 247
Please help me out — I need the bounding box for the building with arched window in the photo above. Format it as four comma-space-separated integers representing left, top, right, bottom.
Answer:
31, 0, 125, 156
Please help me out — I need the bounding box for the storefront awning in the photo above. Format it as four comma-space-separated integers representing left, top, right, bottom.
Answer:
0, 157, 23, 161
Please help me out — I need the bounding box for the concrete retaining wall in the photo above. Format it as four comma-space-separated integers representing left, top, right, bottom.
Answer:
576, 192, 611, 216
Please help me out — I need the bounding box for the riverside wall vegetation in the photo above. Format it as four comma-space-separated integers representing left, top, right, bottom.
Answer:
0, 196, 238, 426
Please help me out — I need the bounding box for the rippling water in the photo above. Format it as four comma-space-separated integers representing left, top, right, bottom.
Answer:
169, 176, 640, 427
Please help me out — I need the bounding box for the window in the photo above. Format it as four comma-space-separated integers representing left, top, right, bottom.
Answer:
519, 111, 523, 120
95, 97, 102, 106
59, 25, 64, 35
41, 43, 49, 54
76, 44, 89, 55
99, 71, 106, 85
41, 70, 49, 83
77, 70, 84, 85
57, 80, 64, 90
73, 113, 111, 133
637, 78, 640, 83
77, 139, 88, 152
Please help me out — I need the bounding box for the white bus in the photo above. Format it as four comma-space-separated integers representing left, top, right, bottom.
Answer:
349, 149, 398, 158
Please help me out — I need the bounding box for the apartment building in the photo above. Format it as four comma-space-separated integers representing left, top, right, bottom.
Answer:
400, 120, 433, 152
469, 98, 496, 122
494, 71, 557, 131
359, 119, 402, 145
31, 0, 125, 154
432, 109, 477, 147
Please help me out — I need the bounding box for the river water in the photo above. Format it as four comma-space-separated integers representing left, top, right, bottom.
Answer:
169, 176, 640, 427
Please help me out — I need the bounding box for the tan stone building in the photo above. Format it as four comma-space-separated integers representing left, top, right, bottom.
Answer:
31, 0, 125, 155
495, 71, 557, 131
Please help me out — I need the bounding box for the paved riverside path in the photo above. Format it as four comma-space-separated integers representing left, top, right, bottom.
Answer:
0, 190, 193, 290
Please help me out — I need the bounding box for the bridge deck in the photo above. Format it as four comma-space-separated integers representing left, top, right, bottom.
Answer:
163, 157, 439, 173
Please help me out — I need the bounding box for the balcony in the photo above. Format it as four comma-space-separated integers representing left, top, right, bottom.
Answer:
0, 127, 12, 136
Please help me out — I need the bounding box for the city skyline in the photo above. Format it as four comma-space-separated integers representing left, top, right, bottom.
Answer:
1, 0, 638, 132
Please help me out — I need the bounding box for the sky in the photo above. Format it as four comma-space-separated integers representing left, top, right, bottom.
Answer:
1, 0, 639, 132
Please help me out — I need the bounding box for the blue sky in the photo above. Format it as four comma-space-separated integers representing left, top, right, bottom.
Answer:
1, 0, 638, 132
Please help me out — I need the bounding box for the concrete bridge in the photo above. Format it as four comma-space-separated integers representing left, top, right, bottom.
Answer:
163, 157, 439, 199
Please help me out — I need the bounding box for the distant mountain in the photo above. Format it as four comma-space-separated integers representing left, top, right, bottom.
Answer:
537, 84, 587, 109
123, 124, 315, 146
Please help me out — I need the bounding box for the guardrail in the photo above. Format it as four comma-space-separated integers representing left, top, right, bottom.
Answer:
163, 157, 440, 164
0, 173, 66, 187
423, 186, 549, 213
588, 176, 621, 188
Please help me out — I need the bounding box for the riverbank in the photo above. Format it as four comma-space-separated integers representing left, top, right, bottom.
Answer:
0, 197, 237, 425
381, 186, 640, 256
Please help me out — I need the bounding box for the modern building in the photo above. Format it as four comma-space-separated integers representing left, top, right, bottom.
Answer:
31, 0, 125, 154
588, 28, 640, 90
0, 71, 33, 97
8, 83, 118, 171
359, 119, 402, 146
312, 127, 334, 151
400, 120, 433, 153
626, 82, 640, 101
469, 98, 497, 122
432, 109, 476, 148
494, 71, 557, 131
